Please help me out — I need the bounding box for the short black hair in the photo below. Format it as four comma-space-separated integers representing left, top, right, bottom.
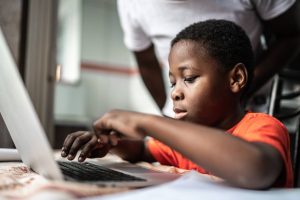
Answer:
171, 19, 254, 92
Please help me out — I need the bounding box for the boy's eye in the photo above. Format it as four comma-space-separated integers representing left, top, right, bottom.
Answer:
184, 76, 197, 83
170, 82, 176, 88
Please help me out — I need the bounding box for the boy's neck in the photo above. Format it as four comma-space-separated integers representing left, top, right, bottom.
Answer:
218, 105, 246, 130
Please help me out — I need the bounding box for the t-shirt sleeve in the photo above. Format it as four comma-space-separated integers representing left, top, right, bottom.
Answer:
235, 115, 293, 187
146, 137, 178, 166
117, 0, 152, 51
146, 138, 208, 174
240, 116, 290, 158
252, 0, 296, 20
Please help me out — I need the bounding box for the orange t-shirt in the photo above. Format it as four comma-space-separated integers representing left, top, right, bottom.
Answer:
147, 112, 293, 187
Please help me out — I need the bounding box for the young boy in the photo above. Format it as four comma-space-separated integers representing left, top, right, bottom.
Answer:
61, 20, 293, 189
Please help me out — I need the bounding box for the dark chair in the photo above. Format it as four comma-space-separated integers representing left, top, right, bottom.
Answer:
292, 117, 300, 187
268, 67, 300, 187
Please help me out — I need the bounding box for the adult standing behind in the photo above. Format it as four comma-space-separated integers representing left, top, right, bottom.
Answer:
117, 0, 300, 117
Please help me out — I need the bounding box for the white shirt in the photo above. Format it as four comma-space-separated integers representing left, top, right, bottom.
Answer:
117, 0, 296, 117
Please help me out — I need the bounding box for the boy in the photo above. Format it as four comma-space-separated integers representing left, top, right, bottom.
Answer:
61, 20, 293, 189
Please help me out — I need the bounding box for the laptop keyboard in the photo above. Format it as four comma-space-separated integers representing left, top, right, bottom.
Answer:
57, 161, 146, 182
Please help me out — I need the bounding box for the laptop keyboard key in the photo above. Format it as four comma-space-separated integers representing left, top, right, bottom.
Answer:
57, 161, 146, 182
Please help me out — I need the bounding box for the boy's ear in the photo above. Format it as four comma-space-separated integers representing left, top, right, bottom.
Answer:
229, 63, 248, 93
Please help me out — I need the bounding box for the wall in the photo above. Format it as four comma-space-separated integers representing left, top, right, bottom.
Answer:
54, 0, 159, 127
0, 0, 22, 148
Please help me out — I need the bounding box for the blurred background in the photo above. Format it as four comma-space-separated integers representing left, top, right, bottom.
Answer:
0, 0, 160, 149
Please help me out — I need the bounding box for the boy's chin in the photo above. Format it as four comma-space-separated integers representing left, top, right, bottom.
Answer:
183, 116, 203, 124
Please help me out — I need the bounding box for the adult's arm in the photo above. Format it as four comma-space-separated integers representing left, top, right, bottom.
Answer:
134, 44, 166, 110
248, 1, 300, 96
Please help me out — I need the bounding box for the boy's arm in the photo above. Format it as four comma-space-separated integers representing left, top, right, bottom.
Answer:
247, 1, 300, 97
139, 115, 282, 189
94, 110, 282, 189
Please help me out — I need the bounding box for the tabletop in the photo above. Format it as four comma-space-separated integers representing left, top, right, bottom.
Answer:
0, 153, 188, 200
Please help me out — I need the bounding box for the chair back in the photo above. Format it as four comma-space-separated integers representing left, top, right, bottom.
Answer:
268, 68, 300, 187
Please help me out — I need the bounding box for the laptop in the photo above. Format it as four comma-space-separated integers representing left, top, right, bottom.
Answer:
0, 28, 179, 187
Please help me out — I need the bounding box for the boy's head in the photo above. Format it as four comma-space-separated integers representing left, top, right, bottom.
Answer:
168, 19, 254, 128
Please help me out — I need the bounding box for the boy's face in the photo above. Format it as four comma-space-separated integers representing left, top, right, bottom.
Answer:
168, 40, 234, 127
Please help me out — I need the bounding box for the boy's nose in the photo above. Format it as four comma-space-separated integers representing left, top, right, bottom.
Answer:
171, 87, 184, 101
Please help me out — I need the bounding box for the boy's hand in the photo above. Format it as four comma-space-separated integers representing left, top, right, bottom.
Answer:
61, 131, 119, 162
93, 109, 147, 139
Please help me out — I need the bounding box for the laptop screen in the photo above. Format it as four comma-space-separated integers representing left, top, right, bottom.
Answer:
0, 27, 63, 180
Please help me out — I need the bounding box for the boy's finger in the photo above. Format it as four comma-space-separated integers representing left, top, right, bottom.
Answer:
67, 132, 93, 160
61, 131, 84, 157
98, 134, 109, 144
78, 136, 98, 162
93, 118, 112, 137
109, 131, 119, 146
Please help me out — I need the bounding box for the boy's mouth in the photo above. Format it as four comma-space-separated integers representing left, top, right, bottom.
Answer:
173, 108, 187, 120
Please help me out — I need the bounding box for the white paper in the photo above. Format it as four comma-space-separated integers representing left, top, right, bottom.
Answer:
81, 171, 300, 200
0, 148, 21, 161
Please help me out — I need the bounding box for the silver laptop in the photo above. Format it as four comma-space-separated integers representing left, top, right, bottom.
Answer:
0, 28, 179, 187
